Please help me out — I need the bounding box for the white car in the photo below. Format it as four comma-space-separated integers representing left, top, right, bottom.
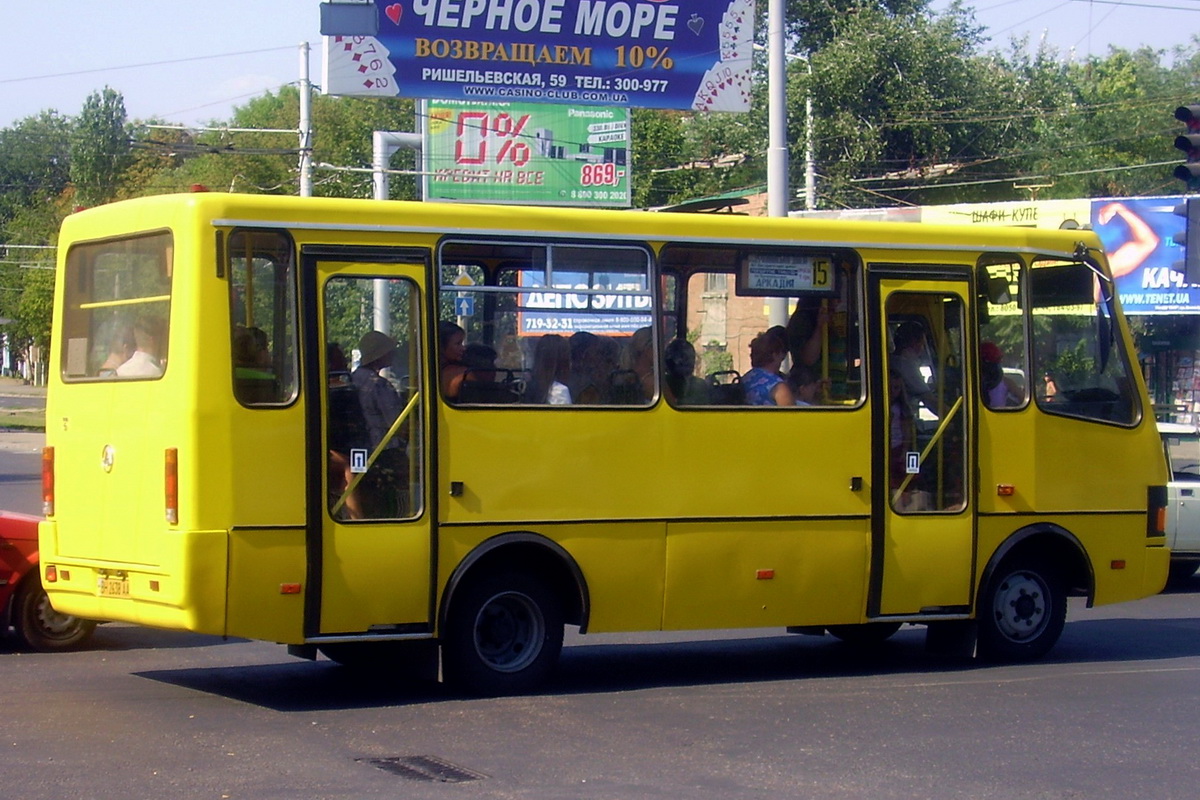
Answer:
1160, 422, 1200, 580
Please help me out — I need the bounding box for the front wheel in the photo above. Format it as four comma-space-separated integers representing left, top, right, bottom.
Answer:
977, 559, 1066, 661
443, 572, 563, 696
12, 576, 97, 652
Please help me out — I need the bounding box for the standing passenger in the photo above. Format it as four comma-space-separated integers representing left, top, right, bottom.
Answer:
352, 330, 408, 517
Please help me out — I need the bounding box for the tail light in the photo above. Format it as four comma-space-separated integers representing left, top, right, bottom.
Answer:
1148, 485, 1167, 537
165, 448, 179, 524
42, 446, 54, 516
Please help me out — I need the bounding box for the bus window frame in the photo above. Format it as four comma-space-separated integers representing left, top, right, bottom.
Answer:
436, 236, 658, 409
1027, 254, 1141, 428
662, 242, 866, 411
60, 230, 174, 384
975, 254, 1030, 413
225, 227, 300, 409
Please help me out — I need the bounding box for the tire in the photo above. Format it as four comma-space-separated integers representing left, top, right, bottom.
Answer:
442, 571, 564, 696
12, 576, 96, 652
977, 558, 1066, 662
1167, 561, 1200, 583
827, 622, 903, 645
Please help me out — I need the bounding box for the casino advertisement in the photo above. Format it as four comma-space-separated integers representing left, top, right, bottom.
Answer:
323, 0, 755, 112
422, 100, 630, 206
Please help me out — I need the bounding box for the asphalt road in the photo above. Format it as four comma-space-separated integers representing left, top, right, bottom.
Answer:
3, 439, 1200, 799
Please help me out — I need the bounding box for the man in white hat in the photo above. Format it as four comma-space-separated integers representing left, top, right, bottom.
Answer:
351, 330, 408, 517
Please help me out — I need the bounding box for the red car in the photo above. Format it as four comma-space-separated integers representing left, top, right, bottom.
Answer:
0, 511, 95, 651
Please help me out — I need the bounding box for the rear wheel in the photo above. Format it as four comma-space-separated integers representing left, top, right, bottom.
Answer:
12, 576, 96, 652
443, 571, 563, 696
977, 559, 1066, 661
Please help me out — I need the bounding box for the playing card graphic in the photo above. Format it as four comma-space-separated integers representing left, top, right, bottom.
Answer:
324, 35, 398, 97
691, 0, 755, 112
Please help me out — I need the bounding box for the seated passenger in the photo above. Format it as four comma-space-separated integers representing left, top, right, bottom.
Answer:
625, 326, 656, 402
788, 364, 821, 406
980, 341, 1023, 408
742, 328, 795, 406
232, 326, 273, 380
664, 338, 710, 405
116, 314, 166, 378
98, 324, 135, 377
439, 321, 468, 400
524, 334, 572, 405
462, 343, 498, 383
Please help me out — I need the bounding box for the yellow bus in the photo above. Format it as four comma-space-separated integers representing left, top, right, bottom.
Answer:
38, 191, 1169, 694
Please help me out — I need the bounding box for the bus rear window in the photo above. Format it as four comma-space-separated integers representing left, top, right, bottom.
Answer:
60, 232, 173, 381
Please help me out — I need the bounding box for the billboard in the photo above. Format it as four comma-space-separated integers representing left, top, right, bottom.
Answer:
422, 100, 630, 206
796, 196, 1198, 315
323, 0, 755, 112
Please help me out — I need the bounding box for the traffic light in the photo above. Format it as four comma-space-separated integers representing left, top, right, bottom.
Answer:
1175, 198, 1200, 285
1175, 105, 1200, 190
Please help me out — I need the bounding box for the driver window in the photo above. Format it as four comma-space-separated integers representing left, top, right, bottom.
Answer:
1029, 257, 1138, 425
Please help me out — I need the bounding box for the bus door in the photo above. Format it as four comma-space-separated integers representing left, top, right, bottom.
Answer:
869, 274, 975, 618
306, 252, 432, 638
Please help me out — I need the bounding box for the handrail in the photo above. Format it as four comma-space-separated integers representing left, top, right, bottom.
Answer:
331, 390, 420, 517
892, 394, 964, 506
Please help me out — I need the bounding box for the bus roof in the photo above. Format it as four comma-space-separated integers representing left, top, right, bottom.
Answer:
63, 192, 1100, 261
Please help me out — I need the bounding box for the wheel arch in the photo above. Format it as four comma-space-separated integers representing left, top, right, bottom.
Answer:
979, 523, 1095, 608
438, 531, 590, 635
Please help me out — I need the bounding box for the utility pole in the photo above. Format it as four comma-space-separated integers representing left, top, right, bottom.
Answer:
298, 42, 313, 197
767, 0, 789, 327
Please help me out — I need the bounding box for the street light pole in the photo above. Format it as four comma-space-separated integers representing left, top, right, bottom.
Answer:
767, 0, 789, 326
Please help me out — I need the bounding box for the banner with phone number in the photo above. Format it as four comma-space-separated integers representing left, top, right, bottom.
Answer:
422, 100, 630, 206
323, 0, 755, 112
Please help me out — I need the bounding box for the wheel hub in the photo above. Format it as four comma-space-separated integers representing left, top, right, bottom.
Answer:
473, 591, 544, 674
992, 570, 1049, 643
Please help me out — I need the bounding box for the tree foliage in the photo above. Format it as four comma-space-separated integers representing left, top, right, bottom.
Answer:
69, 88, 132, 207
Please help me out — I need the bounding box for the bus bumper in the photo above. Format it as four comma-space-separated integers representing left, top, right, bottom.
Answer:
37, 519, 229, 635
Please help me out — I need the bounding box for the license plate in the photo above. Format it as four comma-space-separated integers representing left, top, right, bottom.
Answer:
98, 577, 130, 597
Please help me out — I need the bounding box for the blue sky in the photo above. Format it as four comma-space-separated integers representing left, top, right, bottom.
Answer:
1, 1, 1197, 131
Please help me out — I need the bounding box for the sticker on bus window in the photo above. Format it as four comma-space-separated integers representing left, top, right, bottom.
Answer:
906, 452, 921, 474
350, 449, 369, 474
740, 253, 837, 297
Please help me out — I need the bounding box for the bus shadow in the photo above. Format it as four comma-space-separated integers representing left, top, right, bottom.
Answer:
133, 615, 1200, 712
0, 624, 239, 655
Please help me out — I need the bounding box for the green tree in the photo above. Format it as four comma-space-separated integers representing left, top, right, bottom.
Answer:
70, 88, 132, 206
0, 112, 72, 228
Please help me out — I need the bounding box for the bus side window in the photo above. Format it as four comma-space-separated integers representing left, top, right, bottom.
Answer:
977, 258, 1028, 410
227, 230, 298, 407
438, 242, 656, 408
1029, 257, 1138, 424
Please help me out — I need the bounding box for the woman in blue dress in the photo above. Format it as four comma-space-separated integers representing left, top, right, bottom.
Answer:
742, 327, 795, 406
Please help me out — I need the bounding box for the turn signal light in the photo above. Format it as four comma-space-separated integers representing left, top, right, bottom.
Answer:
996, 484, 1015, 497
41, 446, 54, 516
165, 448, 179, 524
